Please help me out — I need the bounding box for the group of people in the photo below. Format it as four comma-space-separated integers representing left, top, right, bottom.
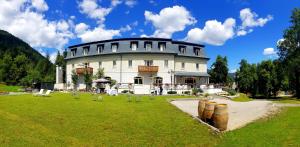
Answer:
153, 85, 163, 95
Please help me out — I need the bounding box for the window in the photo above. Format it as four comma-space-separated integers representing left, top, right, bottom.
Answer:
164, 60, 168, 68
144, 42, 152, 51
196, 63, 199, 70
181, 62, 185, 69
98, 62, 102, 68
130, 41, 138, 51
71, 48, 77, 57
84, 63, 89, 68
158, 42, 166, 51
179, 46, 186, 54
194, 47, 201, 56
83, 46, 89, 55
113, 60, 117, 68
97, 44, 104, 54
111, 43, 118, 52
72, 64, 74, 69
144, 60, 153, 66
134, 77, 143, 84
128, 60, 132, 67
154, 77, 163, 85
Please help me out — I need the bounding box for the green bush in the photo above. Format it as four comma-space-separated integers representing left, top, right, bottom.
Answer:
227, 89, 237, 96
121, 90, 129, 93
183, 91, 191, 95
167, 91, 177, 94
192, 88, 203, 95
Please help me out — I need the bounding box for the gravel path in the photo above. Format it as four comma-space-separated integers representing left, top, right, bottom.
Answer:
170, 98, 277, 131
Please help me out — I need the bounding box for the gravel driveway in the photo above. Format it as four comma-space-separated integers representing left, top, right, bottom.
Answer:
170, 98, 277, 131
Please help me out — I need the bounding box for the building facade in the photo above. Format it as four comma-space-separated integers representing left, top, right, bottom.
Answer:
56, 38, 210, 94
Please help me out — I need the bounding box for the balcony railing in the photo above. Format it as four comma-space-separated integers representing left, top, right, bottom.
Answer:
76, 67, 93, 75
138, 66, 158, 73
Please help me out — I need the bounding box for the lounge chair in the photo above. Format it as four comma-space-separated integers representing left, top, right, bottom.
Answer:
33, 89, 44, 96
41, 90, 51, 97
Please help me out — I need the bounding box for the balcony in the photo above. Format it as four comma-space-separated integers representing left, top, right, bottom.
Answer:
138, 66, 158, 73
76, 67, 93, 75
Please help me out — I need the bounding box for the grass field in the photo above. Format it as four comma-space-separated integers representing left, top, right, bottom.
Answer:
231, 93, 253, 102
0, 93, 299, 146
0, 84, 22, 92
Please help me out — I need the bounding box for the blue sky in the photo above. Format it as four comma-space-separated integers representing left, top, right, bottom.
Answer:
0, 0, 299, 72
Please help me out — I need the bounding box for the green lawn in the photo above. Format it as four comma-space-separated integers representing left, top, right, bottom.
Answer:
0, 84, 22, 92
0, 93, 299, 146
231, 93, 253, 102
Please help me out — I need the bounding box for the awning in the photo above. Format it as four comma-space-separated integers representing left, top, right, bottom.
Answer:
174, 71, 210, 77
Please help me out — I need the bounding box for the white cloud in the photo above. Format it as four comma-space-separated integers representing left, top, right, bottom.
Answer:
76, 25, 120, 43
237, 8, 273, 36
31, 0, 49, 12
78, 0, 112, 24
125, 0, 137, 7
186, 18, 236, 46
145, 5, 196, 38
263, 47, 277, 55
75, 23, 89, 34
0, 0, 73, 52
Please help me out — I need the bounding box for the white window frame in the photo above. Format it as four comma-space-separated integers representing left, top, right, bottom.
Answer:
134, 77, 143, 85
145, 43, 152, 51
83, 47, 89, 55
179, 46, 186, 54
84, 63, 89, 68
112, 44, 118, 52
159, 43, 166, 51
131, 42, 137, 51
71, 50, 76, 57
164, 60, 168, 68
196, 63, 199, 70
97, 45, 104, 54
99, 62, 102, 68
194, 48, 200, 56
128, 60, 132, 67
113, 60, 117, 68
144, 60, 153, 66
181, 62, 185, 69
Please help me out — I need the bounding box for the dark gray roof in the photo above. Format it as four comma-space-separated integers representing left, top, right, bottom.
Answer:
174, 71, 210, 77
65, 37, 209, 60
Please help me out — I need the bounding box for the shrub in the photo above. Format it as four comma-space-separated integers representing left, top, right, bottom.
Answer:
183, 91, 191, 95
121, 90, 129, 93
192, 88, 203, 95
227, 89, 237, 96
167, 91, 177, 94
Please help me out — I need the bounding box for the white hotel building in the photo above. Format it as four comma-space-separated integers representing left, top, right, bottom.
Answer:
55, 38, 210, 94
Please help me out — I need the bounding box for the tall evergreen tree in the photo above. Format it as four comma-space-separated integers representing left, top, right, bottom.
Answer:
277, 8, 300, 98
209, 55, 229, 85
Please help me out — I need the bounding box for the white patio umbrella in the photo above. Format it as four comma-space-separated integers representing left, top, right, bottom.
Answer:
93, 78, 110, 83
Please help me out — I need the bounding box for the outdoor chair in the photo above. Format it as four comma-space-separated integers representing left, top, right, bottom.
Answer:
41, 90, 51, 97
33, 89, 44, 96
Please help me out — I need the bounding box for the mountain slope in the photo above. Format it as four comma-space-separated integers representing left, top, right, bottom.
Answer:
0, 30, 48, 63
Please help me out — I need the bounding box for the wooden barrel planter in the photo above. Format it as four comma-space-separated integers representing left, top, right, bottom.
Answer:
198, 99, 208, 119
203, 101, 217, 122
213, 104, 229, 131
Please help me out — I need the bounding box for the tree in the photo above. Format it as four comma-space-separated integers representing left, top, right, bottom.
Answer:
71, 70, 79, 90
236, 59, 257, 96
20, 69, 42, 87
257, 60, 274, 98
0, 52, 13, 84
209, 55, 229, 85
83, 71, 92, 91
277, 8, 300, 98
94, 68, 105, 79
13, 54, 30, 84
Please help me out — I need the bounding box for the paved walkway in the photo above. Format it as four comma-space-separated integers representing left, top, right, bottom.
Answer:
170, 98, 277, 131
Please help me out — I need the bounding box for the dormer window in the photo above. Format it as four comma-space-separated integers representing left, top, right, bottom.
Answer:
97, 44, 104, 54
71, 48, 77, 57
111, 43, 118, 52
144, 42, 152, 51
179, 46, 186, 54
83, 46, 89, 55
194, 47, 201, 56
130, 41, 138, 51
158, 42, 166, 51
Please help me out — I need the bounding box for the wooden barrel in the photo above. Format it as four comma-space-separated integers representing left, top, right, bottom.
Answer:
213, 104, 228, 131
198, 99, 208, 119
203, 101, 217, 120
